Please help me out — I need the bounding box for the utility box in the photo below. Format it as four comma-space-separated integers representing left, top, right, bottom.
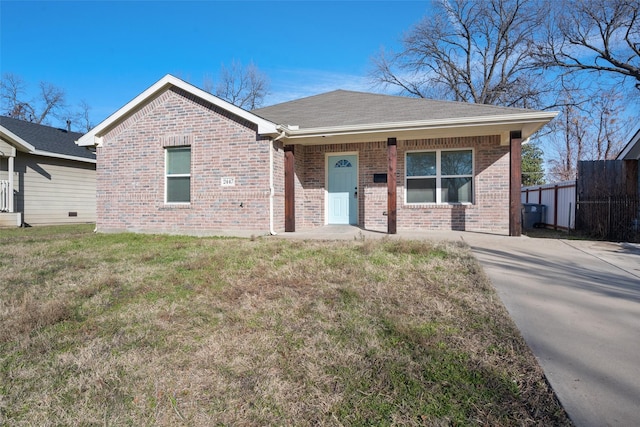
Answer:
522, 203, 546, 229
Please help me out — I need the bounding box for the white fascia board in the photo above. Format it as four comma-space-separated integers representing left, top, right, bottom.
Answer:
616, 128, 640, 160
1, 126, 95, 163
280, 112, 559, 141
31, 149, 97, 164
0, 125, 37, 152
164, 75, 279, 134
76, 74, 279, 147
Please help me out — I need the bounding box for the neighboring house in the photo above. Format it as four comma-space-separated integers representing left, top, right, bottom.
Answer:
0, 116, 96, 227
76, 74, 556, 236
616, 127, 640, 197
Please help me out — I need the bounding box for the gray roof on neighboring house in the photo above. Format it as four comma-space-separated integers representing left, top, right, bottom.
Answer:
252, 89, 536, 129
0, 116, 95, 160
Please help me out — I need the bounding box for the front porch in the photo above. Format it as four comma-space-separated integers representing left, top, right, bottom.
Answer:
0, 141, 21, 227
0, 179, 20, 227
283, 133, 524, 236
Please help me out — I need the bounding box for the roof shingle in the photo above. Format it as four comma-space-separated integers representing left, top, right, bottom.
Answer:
252, 90, 536, 129
0, 116, 94, 160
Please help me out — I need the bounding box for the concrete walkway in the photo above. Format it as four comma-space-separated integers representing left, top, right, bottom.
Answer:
276, 227, 640, 426
460, 234, 640, 427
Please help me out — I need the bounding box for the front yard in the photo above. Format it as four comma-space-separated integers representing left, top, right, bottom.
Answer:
0, 225, 570, 425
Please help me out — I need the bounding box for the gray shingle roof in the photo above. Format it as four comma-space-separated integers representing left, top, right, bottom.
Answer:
0, 116, 94, 160
252, 90, 536, 129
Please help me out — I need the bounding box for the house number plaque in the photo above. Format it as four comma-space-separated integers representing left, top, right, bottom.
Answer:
221, 177, 235, 186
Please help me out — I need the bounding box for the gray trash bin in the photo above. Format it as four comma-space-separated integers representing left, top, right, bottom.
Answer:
522, 203, 545, 229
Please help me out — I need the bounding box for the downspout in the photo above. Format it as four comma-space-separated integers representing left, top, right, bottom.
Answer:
269, 128, 288, 235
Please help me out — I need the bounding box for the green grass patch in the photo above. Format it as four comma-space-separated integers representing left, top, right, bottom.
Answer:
0, 224, 570, 426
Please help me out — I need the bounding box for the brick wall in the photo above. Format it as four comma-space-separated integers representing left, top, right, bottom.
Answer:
96, 87, 511, 236
96, 87, 274, 235
293, 135, 510, 233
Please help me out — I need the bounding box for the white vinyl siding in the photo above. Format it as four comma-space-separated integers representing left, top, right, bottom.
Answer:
406, 149, 473, 204
16, 154, 96, 225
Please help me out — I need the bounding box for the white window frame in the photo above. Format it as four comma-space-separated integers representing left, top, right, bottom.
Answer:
165, 146, 191, 204
405, 148, 474, 205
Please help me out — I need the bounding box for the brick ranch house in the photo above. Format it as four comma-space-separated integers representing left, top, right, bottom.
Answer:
76, 74, 557, 236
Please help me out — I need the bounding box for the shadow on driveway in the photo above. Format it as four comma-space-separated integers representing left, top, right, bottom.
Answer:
466, 236, 640, 427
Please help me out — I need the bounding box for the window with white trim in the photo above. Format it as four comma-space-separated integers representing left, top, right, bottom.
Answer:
165, 146, 191, 203
405, 149, 473, 204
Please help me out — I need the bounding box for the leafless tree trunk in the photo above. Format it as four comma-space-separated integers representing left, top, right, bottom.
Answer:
370, 0, 550, 108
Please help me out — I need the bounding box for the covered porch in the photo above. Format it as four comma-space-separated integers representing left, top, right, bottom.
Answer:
282, 132, 526, 237
0, 144, 21, 227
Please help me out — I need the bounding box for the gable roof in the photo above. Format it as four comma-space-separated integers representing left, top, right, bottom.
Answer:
616, 127, 640, 160
0, 116, 95, 163
253, 90, 558, 145
76, 74, 279, 147
77, 74, 557, 148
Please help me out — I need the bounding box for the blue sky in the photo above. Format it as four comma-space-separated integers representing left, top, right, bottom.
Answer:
1, 0, 432, 125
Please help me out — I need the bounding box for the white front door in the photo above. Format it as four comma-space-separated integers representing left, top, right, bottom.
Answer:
327, 154, 357, 225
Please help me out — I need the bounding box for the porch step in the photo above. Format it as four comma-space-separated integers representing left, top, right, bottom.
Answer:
0, 212, 22, 227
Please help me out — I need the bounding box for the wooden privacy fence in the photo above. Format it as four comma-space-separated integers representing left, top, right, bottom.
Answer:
576, 160, 640, 242
521, 181, 576, 230
576, 195, 640, 242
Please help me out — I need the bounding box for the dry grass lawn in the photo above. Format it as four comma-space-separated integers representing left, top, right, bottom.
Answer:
0, 225, 571, 426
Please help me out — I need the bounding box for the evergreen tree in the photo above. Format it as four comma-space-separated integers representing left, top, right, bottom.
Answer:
522, 142, 545, 186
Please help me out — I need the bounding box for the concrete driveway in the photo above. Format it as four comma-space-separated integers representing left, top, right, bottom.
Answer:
458, 234, 640, 427
278, 227, 640, 425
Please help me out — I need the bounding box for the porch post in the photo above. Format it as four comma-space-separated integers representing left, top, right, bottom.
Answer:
284, 145, 295, 232
509, 131, 522, 236
387, 137, 397, 234
8, 155, 14, 213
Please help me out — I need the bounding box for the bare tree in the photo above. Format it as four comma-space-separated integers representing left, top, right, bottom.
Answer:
547, 104, 588, 181
36, 81, 66, 124
370, 0, 550, 107
73, 100, 94, 132
589, 90, 631, 160
1, 73, 68, 124
1, 73, 35, 121
534, 0, 640, 91
205, 61, 269, 110
546, 84, 631, 181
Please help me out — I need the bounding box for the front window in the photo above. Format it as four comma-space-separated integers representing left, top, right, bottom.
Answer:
166, 146, 191, 203
406, 149, 473, 204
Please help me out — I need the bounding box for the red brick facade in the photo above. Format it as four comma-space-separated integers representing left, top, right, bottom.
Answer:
96, 87, 284, 235
96, 86, 511, 235
292, 135, 510, 233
